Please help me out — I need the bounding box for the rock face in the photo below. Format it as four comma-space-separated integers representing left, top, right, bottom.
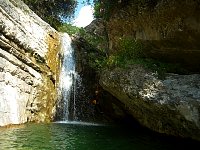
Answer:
95, 0, 200, 141
72, 32, 108, 122
0, 0, 60, 126
107, 0, 200, 72
100, 65, 200, 140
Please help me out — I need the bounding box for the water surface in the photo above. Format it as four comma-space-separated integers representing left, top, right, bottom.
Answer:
0, 122, 199, 150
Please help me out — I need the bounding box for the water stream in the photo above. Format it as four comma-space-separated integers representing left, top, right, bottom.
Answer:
57, 33, 80, 121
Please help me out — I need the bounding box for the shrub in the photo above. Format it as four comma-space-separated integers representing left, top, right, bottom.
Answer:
104, 37, 143, 67
57, 23, 80, 35
101, 37, 187, 78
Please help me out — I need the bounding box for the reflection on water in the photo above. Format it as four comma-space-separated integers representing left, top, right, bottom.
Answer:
0, 123, 199, 150
54, 121, 104, 126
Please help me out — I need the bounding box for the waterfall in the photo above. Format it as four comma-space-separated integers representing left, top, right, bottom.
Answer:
56, 33, 98, 123
57, 33, 80, 121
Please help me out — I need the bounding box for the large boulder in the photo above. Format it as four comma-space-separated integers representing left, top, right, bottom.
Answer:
100, 65, 200, 141
0, 0, 61, 126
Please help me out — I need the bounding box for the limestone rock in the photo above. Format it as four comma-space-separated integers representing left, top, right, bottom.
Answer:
107, 0, 200, 72
0, 0, 61, 126
100, 65, 200, 141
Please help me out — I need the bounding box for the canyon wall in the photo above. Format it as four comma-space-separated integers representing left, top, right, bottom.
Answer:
96, 0, 200, 140
106, 0, 200, 72
0, 0, 61, 126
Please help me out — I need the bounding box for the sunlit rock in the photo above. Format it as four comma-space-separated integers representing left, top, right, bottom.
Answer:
100, 65, 200, 141
0, 0, 61, 126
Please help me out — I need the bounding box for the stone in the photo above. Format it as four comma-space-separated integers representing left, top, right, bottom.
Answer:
106, 0, 200, 72
100, 65, 200, 141
0, 0, 61, 126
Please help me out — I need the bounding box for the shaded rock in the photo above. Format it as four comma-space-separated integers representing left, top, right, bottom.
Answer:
106, 0, 200, 72
100, 64, 200, 141
71, 19, 113, 123
72, 33, 107, 122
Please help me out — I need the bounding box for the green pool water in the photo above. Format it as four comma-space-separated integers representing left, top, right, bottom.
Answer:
0, 121, 199, 150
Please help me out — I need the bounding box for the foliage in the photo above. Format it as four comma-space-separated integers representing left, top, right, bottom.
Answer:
22, 0, 77, 29
86, 36, 187, 78
94, 0, 131, 20
93, 0, 161, 19
104, 37, 143, 67
79, 29, 105, 49
93, 0, 120, 19
118, 38, 143, 59
57, 23, 80, 35
88, 52, 107, 70
77, 28, 108, 70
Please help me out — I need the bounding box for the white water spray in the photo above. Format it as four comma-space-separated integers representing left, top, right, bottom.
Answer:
58, 33, 79, 121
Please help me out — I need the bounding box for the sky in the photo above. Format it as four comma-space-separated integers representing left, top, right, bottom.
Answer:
72, 0, 94, 27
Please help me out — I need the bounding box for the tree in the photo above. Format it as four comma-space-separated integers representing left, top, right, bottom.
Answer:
93, 0, 123, 19
22, 0, 77, 29
94, 0, 139, 20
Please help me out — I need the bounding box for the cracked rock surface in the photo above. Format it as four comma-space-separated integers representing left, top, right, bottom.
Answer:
0, 0, 60, 126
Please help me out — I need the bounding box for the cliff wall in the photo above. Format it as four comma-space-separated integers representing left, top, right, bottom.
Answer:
0, 0, 60, 126
106, 0, 200, 72
96, 0, 200, 140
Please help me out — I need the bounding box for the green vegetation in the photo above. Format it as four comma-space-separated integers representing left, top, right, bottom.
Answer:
93, 0, 162, 20
22, 0, 94, 29
79, 29, 105, 51
22, 0, 188, 76
84, 35, 187, 78
77, 28, 108, 70
107, 38, 187, 78
88, 52, 107, 70
93, 0, 121, 20
57, 23, 80, 35
114, 38, 144, 65
83, 37, 143, 70
22, 0, 77, 29
103, 38, 142, 68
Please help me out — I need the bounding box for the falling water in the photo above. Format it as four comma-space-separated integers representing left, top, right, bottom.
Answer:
58, 33, 80, 121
